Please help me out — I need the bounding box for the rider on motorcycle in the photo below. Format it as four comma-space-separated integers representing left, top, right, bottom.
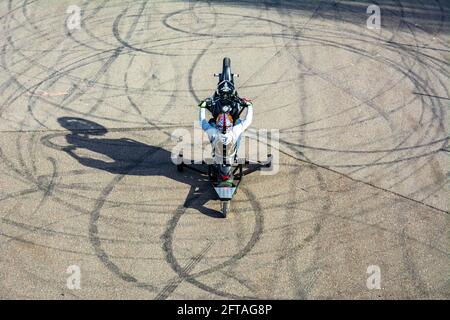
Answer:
198, 80, 253, 187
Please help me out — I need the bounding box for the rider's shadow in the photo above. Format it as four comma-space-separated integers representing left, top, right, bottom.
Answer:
57, 117, 223, 218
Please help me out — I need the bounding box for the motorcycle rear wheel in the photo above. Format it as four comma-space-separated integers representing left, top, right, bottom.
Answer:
221, 201, 229, 218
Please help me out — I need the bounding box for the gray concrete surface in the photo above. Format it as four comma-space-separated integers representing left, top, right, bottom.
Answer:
0, 0, 448, 299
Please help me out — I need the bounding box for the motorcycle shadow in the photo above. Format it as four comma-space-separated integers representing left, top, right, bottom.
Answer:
56, 117, 224, 218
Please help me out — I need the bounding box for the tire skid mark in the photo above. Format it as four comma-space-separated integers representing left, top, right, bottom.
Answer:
155, 240, 214, 300
89, 137, 171, 293
0, 0, 448, 299
161, 186, 264, 299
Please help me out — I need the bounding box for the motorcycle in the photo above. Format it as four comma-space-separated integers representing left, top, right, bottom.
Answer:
176, 58, 272, 217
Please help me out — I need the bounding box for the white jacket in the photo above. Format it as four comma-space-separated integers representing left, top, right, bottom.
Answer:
199, 104, 253, 161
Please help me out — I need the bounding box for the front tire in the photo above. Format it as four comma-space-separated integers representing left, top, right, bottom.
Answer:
223, 57, 231, 68
222, 57, 232, 82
